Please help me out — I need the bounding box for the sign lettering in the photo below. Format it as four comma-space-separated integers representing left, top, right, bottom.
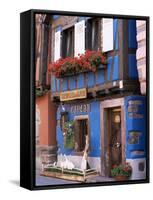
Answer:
60, 88, 87, 101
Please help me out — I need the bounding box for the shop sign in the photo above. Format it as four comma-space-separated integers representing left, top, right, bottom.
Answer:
70, 103, 90, 113
128, 100, 143, 119
60, 88, 87, 101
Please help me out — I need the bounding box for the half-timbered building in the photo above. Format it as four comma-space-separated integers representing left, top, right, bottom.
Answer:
46, 15, 146, 180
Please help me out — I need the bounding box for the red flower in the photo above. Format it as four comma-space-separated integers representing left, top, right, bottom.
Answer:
48, 50, 107, 78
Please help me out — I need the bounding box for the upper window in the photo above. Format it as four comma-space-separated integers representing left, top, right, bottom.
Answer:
62, 27, 74, 58
86, 18, 100, 51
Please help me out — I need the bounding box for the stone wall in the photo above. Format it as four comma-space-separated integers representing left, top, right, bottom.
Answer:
136, 20, 146, 94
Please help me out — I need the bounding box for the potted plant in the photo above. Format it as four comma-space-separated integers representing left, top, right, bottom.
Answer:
111, 162, 132, 181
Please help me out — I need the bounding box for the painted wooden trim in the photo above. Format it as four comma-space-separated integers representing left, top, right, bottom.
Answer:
101, 97, 124, 108
68, 78, 70, 90
74, 115, 90, 154
74, 115, 89, 120
121, 106, 126, 164
75, 76, 78, 89
118, 19, 129, 80
100, 103, 105, 176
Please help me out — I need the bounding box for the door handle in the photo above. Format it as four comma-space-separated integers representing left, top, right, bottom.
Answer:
109, 143, 121, 148
115, 142, 121, 148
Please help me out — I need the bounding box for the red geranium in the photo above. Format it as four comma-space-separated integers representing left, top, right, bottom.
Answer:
48, 50, 106, 78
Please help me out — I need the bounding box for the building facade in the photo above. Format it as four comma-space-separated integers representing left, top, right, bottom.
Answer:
136, 20, 146, 95
35, 14, 57, 170
40, 15, 147, 180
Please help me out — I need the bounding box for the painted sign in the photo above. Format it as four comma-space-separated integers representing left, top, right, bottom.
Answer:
70, 103, 90, 113
60, 88, 87, 101
128, 100, 143, 118
125, 96, 146, 159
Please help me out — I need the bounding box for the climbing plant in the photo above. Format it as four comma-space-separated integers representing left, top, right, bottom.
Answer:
63, 120, 75, 149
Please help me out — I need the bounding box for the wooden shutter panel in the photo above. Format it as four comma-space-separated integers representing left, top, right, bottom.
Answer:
54, 30, 61, 61
102, 18, 113, 52
74, 20, 85, 57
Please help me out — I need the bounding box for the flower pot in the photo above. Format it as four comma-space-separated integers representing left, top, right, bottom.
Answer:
114, 176, 129, 181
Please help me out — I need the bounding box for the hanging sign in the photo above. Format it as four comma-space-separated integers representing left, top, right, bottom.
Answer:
60, 88, 87, 101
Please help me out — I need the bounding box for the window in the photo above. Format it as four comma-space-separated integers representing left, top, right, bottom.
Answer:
62, 27, 74, 58
74, 118, 89, 152
86, 18, 100, 51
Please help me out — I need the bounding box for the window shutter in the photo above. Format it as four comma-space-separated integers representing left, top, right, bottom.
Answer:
74, 20, 85, 57
54, 30, 61, 61
102, 18, 113, 52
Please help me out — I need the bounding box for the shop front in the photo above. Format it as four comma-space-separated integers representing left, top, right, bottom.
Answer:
100, 95, 146, 179
55, 94, 146, 180
56, 98, 101, 172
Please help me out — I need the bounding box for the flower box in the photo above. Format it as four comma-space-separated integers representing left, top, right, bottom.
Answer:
59, 64, 106, 78
48, 50, 107, 78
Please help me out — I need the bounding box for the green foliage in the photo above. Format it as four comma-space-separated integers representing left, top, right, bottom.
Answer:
63, 120, 75, 149
36, 89, 48, 97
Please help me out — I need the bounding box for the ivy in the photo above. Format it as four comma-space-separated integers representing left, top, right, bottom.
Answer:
63, 120, 75, 149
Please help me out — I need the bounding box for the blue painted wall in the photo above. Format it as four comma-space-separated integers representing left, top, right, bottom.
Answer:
128, 20, 137, 49
56, 95, 146, 160
56, 101, 101, 157
128, 54, 138, 79
113, 19, 119, 50
125, 96, 146, 159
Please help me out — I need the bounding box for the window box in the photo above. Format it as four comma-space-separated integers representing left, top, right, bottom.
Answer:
48, 50, 107, 78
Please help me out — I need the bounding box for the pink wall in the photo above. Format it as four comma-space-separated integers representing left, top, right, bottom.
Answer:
36, 93, 57, 146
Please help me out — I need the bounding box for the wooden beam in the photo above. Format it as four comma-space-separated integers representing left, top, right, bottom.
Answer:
118, 19, 129, 80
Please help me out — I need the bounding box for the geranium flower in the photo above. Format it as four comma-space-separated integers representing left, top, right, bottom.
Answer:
48, 50, 106, 78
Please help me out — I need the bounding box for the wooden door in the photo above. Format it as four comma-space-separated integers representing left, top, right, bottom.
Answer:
109, 108, 122, 169
104, 107, 122, 176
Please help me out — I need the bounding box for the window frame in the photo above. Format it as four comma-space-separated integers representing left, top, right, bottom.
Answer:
61, 26, 75, 58
74, 115, 90, 154
85, 17, 101, 51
